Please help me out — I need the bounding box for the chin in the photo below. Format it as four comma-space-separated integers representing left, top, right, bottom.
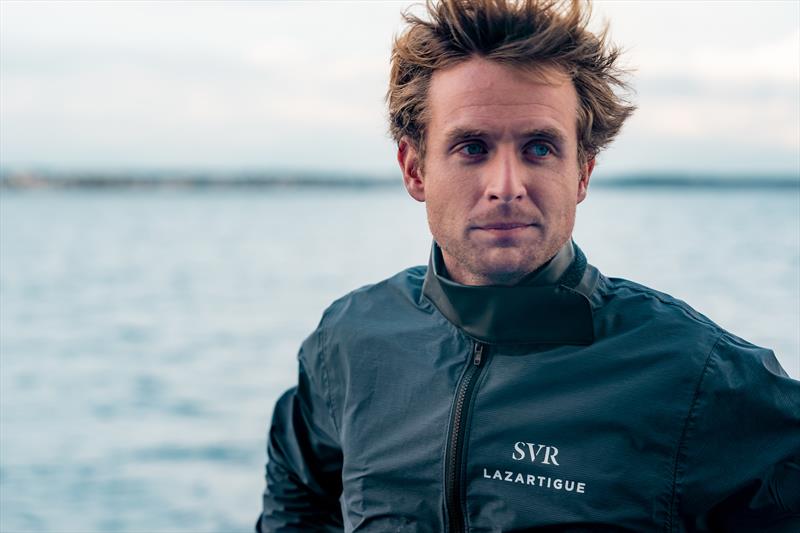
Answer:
481, 248, 537, 270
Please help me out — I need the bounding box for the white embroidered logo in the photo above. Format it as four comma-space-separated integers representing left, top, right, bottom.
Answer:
481, 441, 588, 494
511, 441, 560, 465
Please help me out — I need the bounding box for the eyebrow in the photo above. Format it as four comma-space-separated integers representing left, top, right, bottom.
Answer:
443, 126, 568, 147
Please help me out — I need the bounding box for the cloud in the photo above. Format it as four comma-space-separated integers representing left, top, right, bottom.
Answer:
638, 30, 799, 85
1, 0, 797, 174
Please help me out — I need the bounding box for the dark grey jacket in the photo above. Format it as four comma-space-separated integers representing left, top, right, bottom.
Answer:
258, 241, 800, 532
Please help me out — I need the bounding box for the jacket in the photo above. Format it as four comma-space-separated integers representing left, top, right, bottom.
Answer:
257, 240, 800, 532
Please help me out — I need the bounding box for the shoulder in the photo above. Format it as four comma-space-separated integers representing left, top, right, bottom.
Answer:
592, 271, 793, 376
297, 265, 428, 369
590, 273, 757, 379
597, 274, 720, 329
317, 265, 431, 337
593, 273, 726, 343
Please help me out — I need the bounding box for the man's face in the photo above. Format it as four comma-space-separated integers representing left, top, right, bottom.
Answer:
398, 57, 594, 286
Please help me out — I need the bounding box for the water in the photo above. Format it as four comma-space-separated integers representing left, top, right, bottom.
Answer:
1, 186, 798, 532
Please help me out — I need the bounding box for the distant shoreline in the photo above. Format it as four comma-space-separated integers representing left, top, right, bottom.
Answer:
1, 172, 798, 190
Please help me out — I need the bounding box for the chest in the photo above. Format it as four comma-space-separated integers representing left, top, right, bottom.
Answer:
333, 338, 696, 532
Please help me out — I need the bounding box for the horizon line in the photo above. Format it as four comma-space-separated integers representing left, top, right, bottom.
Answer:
1, 169, 798, 191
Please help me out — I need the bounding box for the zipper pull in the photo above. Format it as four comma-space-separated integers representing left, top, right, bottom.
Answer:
473, 343, 485, 366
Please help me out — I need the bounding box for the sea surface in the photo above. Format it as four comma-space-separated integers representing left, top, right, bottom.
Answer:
1, 186, 798, 532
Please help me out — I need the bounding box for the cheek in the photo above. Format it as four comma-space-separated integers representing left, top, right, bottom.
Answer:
533, 182, 579, 227
543, 174, 580, 206
424, 183, 470, 240
554, 191, 579, 229
424, 194, 447, 231
424, 171, 465, 215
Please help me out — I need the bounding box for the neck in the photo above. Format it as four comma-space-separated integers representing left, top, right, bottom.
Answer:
421, 240, 596, 345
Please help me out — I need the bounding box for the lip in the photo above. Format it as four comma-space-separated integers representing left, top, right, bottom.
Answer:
474, 222, 534, 231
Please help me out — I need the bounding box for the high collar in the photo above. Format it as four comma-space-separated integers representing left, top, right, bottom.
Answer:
421, 240, 596, 345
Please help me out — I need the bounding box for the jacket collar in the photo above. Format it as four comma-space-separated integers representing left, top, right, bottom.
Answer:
421, 239, 596, 345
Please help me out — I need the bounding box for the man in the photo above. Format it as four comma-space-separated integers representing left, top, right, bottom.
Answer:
258, 0, 800, 531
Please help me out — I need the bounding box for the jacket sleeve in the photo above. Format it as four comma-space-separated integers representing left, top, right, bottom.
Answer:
257, 324, 344, 532
673, 333, 800, 532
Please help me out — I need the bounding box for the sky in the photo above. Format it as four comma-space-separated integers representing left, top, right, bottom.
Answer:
1, 0, 798, 179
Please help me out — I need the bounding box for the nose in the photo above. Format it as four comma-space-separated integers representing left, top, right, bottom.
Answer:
485, 149, 526, 203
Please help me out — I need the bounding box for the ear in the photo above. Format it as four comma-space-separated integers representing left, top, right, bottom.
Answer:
576, 156, 595, 204
398, 137, 425, 202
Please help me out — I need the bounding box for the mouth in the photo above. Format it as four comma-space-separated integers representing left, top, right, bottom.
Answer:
472, 222, 537, 239
477, 222, 533, 230
473, 220, 536, 236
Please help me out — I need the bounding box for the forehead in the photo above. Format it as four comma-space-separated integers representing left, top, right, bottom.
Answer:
427, 57, 578, 142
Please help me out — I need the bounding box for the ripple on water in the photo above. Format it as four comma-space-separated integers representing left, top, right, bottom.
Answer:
2, 188, 796, 532
132, 443, 255, 465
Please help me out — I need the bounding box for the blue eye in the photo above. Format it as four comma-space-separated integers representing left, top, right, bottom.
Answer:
529, 143, 551, 157
460, 143, 486, 156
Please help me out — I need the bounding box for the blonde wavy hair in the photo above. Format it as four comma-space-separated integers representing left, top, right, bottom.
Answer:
387, 0, 636, 165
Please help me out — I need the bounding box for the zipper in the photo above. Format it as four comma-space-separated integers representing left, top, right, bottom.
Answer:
445, 341, 489, 533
